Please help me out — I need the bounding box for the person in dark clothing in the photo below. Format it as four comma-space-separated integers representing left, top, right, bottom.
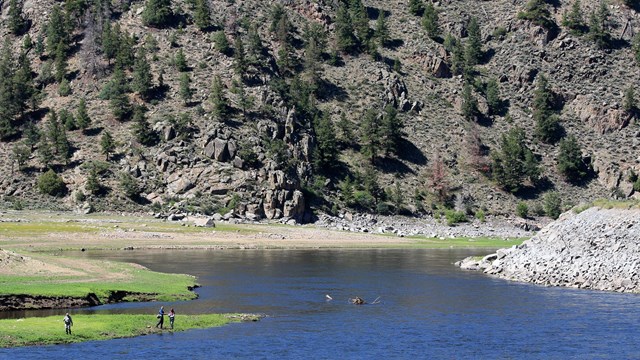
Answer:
63, 313, 73, 335
156, 306, 165, 329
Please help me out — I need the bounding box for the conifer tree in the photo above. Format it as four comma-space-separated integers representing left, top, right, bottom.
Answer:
588, 8, 609, 49
194, 0, 211, 31
54, 41, 68, 83
179, 72, 192, 105
381, 105, 403, 156
337, 112, 355, 147
109, 67, 132, 121
313, 113, 338, 171
461, 82, 479, 121
133, 47, 153, 99
60, 108, 76, 131
465, 17, 482, 67
350, 0, 370, 44
132, 106, 158, 146
533, 75, 561, 144
213, 31, 230, 56
100, 131, 115, 160
558, 135, 587, 183
46, 5, 68, 54
623, 86, 637, 116
85, 168, 101, 195
562, 0, 586, 34
76, 98, 91, 132
8, 0, 27, 35
142, 0, 173, 28
210, 75, 228, 118
233, 36, 247, 76
485, 78, 501, 115
375, 11, 389, 47
304, 37, 322, 89
491, 126, 540, 193
409, 0, 425, 16
101, 20, 118, 64
422, 3, 440, 40
247, 22, 263, 64
175, 48, 188, 72
360, 109, 381, 163
335, 4, 356, 53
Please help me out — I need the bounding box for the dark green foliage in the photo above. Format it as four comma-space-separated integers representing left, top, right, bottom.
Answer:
101, 21, 118, 64
465, 17, 482, 67
409, 0, 424, 16
54, 41, 68, 83
518, 0, 555, 29
360, 109, 381, 163
108, 68, 132, 121
210, 75, 228, 118
337, 112, 355, 147
233, 36, 247, 76
313, 113, 339, 171
213, 31, 230, 55
230, 79, 254, 118
194, 0, 211, 30
132, 106, 158, 146
516, 202, 529, 218
59, 78, 71, 96
558, 135, 587, 183
179, 72, 193, 104
38, 137, 54, 167
37, 169, 67, 196
445, 34, 464, 76
133, 47, 153, 98
269, 4, 286, 34
624, 87, 637, 115
8, 0, 27, 35
304, 37, 322, 89
274, 8, 293, 45
462, 83, 479, 121
381, 105, 403, 156
444, 210, 467, 226
349, 0, 370, 44
23, 121, 40, 149
562, 0, 586, 34
76, 99, 91, 132
142, 0, 173, 28
174, 48, 188, 72
588, 10, 609, 49
491, 126, 540, 193
100, 131, 115, 160
421, 2, 440, 39
543, 191, 562, 219
60, 109, 76, 131
375, 11, 389, 47
119, 172, 140, 199
12, 142, 30, 171
485, 78, 501, 115
533, 75, 562, 144
85, 169, 102, 196
246, 23, 263, 64
46, 5, 69, 54
335, 4, 356, 53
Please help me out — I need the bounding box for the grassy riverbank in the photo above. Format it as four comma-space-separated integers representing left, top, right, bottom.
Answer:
0, 313, 259, 348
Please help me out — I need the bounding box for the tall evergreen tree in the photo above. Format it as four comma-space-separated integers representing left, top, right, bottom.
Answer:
46, 5, 68, 54
491, 126, 540, 193
247, 22, 263, 64
335, 3, 356, 53
461, 82, 479, 121
313, 113, 338, 171
194, 0, 211, 31
381, 105, 403, 156
465, 17, 482, 66
8, 0, 27, 35
409, 0, 425, 16
179, 72, 192, 105
133, 46, 153, 99
210, 75, 228, 118
76, 98, 91, 132
485, 78, 501, 115
100, 131, 115, 160
233, 36, 247, 76
349, 0, 370, 44
132, 106, 158, 145
558, 135, 587, 183
562, 0, 586, 34
422, 3, 440, 40
142, 0, 173, 28
375, 11, 389, 47
54, 41, 68, 83
360, 109, 381, 163
101, 20, 118, 64
533, 75, 561, 143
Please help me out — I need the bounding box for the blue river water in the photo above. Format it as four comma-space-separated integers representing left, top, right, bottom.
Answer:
1, 249, 639, 359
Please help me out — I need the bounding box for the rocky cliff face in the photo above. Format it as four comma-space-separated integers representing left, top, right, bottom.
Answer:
458, 207, 640, 293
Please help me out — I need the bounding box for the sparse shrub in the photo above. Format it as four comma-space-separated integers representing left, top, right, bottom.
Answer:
475, 209, 486, 222
119, 172, 140, 199
543, 192, 562, 219
445, 209, 467, 226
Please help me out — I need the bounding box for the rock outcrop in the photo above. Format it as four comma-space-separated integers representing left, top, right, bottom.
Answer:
457, 207, 640, 293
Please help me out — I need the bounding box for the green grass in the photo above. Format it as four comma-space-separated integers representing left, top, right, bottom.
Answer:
406, 236, 525, 249
0, 256, 198, 302
0, 313, 256, 348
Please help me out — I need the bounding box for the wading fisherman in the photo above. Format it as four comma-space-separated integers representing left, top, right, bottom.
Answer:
63, 313, 73, 335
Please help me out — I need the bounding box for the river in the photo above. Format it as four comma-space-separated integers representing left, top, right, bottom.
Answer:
1, 249, 639, 359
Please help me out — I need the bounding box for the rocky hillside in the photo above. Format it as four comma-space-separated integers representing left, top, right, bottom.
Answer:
1, 0, 640, 222
458, 205, 640, 293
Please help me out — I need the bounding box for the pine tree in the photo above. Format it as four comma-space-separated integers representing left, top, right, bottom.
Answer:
375, 11, 389, 47
623, 86, 637, 116
133, 47, 153, 99
179, 72, 192, 105
101, 20, 118, 64
213, 31, 230, 55
46, 5, 68, 54
485, 78, 501, 116
0, 40, 18, 140
76, 98, 91, 132
142, 0, 173, 28
86, 168, 101, 195
210, 75, 228, 118
194, 0, 211, 31
304, 37, 322, 89
54, 41, 68, 83
335, 4, 356, 53
115, 31, 136, 70
558, 135, 587, 183
100, 131, 115, 160
109, 67, 132, 121
233, 36, 247, 76
350, 0, 370, 44
360, 109, 381, 163
60, 108, 76, 131
38, 137, 54, 168
247, 22, 263, 64
46, 110, 63, 154
8, 0, 27, 35
231, 79, 253, 118
23, 121, 40, 149
562, 0, 586, 34
533, 75, 561, 144
337, 112, 355, 147
422, 3, 440, 40
409, 0, 425, 16
518, 0, 554, 29
465, 17, 482, 67
313, 113, 338, 171
132, 106, 158, 146
174, 48, 188, 72
13, 50, 35, 115
461, 82, 479, 121
491, 126, 540, 193
588, 9, 609, 49
381, 105, 403, 156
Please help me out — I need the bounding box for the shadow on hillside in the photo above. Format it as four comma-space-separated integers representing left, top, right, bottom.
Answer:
377, 157, 415, 175
366, 7, 390, 20
386, 39, 404, 50
515, 177, 555, 200
397, 139, 427, 165
317, 79, 348, 102
83, 127, 103, 137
